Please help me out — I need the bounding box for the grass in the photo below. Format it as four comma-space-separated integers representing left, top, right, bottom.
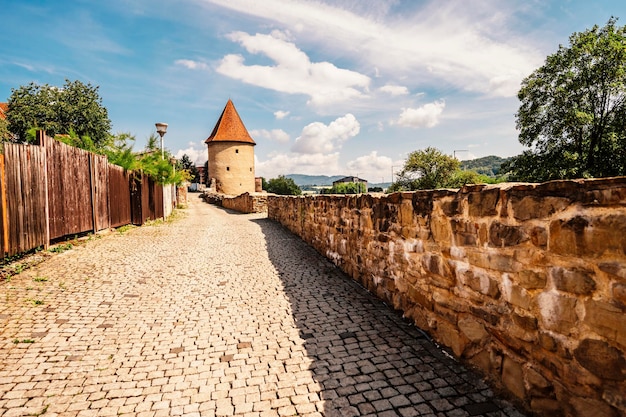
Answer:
33, 276, 48, 282
48, 243, 73, 253
116, 224, 136, 234
13, 338, 35, 344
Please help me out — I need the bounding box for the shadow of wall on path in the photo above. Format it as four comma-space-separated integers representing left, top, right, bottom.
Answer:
250, 217, 526, 417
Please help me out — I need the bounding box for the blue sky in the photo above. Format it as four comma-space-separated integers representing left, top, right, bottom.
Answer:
1, 1, 624, 181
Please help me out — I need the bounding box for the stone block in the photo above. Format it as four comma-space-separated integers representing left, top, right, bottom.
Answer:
489, 221, 529, 247
511, 195, 570, 221
412, 192, 435, 216
467, 249, 522, 273
574, 339, 626, 381
525, 367, 553, 397
584, 300, 626, 346
536, 291, 578, 335
569, 395, 619, 417
550, 214, 626, 257
530, 398, 564, 416
430, 214, 451, 246
398, 200, 413, 227
451, 219, 478, 246
469, 305, 500, 326
467, 188, 500, 217
530, 226, 548, 248
599, 262, 626, 281
551, 267, 597, 295
603, 387, 626, 415
458, 317, 489, 343
502, 356, 525, 400
549, 215, 589, 256
612, 283, 626, 309
503, 277, 532, 310
512, 312, 538, 331
518, 269, 547, 290
538, 332, 558, 352
434, 320, 468, 357
463, 269, 500, 298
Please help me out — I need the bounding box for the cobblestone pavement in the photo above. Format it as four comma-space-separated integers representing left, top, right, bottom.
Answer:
0, 197, 527, 417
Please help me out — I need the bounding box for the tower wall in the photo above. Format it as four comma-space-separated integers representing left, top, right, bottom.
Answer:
208, 141, 255, 195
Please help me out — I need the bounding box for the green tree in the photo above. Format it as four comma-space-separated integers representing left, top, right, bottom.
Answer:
0, 116, 10, 141
390, 147, 460, 191
6, 79, 111, 147
265, 175, 302, 195
321, 182, 366, 194
103, 132, 140, 171
512, 18, 626, 181
177, 154, 200, 183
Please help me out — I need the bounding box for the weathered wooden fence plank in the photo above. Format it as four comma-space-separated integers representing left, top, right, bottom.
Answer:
3, 143, 47, 256
0, 154, 8, 254
109, 165, 131, 228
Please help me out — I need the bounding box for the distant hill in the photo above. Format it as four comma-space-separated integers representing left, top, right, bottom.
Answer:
460, 155, 511, 177
286, 174, 345, 186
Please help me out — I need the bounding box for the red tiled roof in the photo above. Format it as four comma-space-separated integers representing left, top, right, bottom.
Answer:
205, 99, 256, 145
0, 103, 7, 120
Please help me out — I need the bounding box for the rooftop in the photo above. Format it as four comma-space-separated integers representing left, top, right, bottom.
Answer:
205, 99, 256, 146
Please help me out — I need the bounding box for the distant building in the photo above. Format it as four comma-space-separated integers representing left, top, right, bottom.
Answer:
204, 100, 256, 195
0, 103, 8, 120
333, 176, 368, 189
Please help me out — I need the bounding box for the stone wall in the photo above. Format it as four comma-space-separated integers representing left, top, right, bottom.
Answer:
203, 191, 268, 213
267, 178, 626, 417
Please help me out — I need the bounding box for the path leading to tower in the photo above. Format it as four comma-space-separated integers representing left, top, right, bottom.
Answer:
0, 196, 527, 417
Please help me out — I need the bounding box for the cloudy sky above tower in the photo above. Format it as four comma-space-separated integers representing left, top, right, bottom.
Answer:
1, 0, 623, 181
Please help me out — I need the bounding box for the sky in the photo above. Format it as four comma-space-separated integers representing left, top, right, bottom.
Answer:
1, 0, 624, 182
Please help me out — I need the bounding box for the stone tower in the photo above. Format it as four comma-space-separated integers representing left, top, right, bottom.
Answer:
205, 100, 256, 195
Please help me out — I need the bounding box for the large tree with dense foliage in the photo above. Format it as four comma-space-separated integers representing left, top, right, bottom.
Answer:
177, 154, 200, 183
6, 79, 111, 147
265, 175, 302, 195
390, 147, 460, 191
509, 18, 626, 181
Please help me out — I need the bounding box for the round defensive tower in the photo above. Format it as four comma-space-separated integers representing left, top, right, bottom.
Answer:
205, 99, 256, 195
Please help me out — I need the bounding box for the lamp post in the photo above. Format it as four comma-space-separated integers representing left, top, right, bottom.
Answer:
155, 122, 168, 159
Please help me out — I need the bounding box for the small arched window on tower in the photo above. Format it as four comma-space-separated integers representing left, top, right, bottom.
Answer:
250, 168, 252, 172
235, 149, 239, 154
226, 167, 230, 171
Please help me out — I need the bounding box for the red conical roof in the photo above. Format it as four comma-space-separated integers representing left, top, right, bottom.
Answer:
205, 99, 256, 145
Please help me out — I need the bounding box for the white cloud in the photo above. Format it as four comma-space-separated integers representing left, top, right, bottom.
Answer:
249, 128, 290, 143
274, 110, 290, 120
175, 59, 209, 71
204, 0, 542, 97
256, 152, 340, 178
346, 151, 394, 182
216, 31, 370, 107
292, 114, 360, 154
175, 142, 207, 166
394, 100, 445, 128
379, 84, 409, 96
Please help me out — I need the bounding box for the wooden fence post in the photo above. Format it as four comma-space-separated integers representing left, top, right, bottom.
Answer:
0, 154, 8, 253
40, 132, 50, 249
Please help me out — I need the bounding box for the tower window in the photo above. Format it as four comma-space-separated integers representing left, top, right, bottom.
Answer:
226, 167, 230, 171
250, 168, 252, 172
235, 149, 239, 153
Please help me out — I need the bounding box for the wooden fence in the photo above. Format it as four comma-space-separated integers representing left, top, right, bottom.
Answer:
1, 134, 173, 257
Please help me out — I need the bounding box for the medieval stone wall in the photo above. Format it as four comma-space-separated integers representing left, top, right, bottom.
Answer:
267, 178, 626, 417
203, 191, 267, 213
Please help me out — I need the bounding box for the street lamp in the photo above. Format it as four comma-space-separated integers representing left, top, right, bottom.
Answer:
155, 122, 168, 159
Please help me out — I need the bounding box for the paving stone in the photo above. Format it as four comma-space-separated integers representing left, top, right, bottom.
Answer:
0, 198, 528, 417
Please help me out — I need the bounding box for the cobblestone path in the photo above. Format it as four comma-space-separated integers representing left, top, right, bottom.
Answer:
0, 197, 527, 417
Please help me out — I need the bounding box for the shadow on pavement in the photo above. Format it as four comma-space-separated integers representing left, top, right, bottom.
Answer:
250, 217, 526, 417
